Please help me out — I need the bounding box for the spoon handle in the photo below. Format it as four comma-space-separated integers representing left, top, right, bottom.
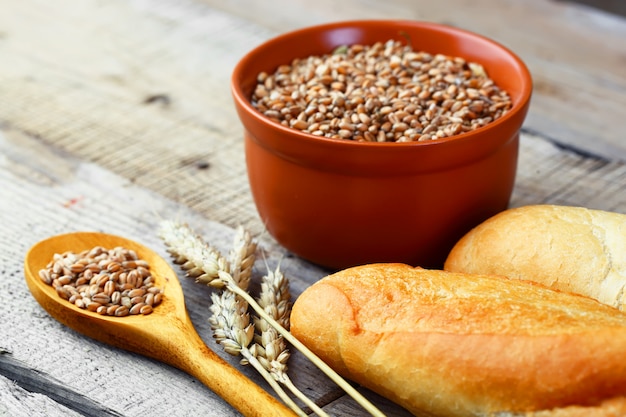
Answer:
153, 318, 297, 417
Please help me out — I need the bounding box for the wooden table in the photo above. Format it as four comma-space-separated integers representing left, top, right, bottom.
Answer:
1, 0, 625, 416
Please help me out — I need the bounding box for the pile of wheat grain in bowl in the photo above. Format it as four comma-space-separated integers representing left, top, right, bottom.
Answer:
251, 39, 512, 142
38, 246, 163, 317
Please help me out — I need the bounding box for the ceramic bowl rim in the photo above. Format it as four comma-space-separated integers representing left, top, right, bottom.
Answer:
231, 19, 533, 151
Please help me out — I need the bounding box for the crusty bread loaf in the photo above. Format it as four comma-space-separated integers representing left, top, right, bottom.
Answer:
290, 263, 626, 417
444, 205, 626, 310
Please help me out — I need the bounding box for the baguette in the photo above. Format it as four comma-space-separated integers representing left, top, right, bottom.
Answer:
444, 205, 626, 310
290, 263, 626, 417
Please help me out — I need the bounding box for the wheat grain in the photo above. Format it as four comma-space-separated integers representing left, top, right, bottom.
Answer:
39, 247, 163, 316
252, 39, 512, 142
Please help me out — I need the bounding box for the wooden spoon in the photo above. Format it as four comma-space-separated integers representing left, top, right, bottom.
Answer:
23, 232, 296, 417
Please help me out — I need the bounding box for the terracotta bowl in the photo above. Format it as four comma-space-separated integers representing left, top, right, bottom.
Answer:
231, 20, 532, 270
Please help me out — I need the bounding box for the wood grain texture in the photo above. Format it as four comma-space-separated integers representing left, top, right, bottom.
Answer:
0, 350, 122, 417
0, 375, 82, 417
0, 131, 408, 416
0, 133, 249, 417
200, 0, 626, 161
566, 0, 626, 17
0, 0, 625, 237
0, 0, 625, 415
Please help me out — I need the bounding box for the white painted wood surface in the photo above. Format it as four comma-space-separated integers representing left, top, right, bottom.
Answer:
1, 0, 625, 416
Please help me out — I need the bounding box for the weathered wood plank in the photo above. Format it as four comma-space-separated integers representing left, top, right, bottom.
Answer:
0, 129, 413, 416
0, 0, 270, 234
512, 131, 626, 213
0, 374, 82, 417
1, 0, 624, 241
567, 0, 626, 17
1, 0, 625, 416
0, 132, 248, 416
0, 349, 122, 417
0, 0, 626, 237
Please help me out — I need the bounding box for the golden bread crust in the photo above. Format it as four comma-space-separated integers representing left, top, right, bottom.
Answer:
444, 205, 626, 310
291, 263, 626, 417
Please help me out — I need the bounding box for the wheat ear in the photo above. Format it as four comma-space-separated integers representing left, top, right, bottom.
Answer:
159, 220, 227, 287
159, 221, 386, 417
160, 221, 308, 416
223, 276, 385, 417
227, 225, 256, 290
254, 264, 331, 417
208, 290, 307, 417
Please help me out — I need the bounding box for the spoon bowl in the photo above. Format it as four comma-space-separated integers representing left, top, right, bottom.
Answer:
24, 231, 295, 417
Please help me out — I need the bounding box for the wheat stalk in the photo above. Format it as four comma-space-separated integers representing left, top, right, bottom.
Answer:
159, 220, 386, 417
